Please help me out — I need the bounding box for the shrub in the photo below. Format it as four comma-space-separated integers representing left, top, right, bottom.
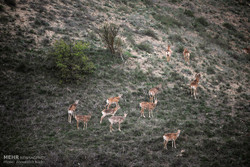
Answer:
223, 22, 236, 31
152, 14, 182, 29
207, 66, 216, 75
141, 29, 158, 40
48, 39, 95, 83
184, 10, 194, 17
4, 0, 16, 7
98, 23, 120, 55
137, 41, 153, 53
195, 17, 209, 27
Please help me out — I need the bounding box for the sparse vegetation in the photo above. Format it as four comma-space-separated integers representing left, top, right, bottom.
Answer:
0, 0, 249, 166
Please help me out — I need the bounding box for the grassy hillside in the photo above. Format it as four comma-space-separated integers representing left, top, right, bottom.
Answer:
0, 0, 249, 166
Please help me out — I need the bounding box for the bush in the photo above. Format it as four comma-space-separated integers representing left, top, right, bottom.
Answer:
48, 39, 95, 83
137, 41, 153, 53
98, 23, 120, 55
195, 17, 209, 27
223, 22, 236, 31
184, 10, 194, 17
141, 29, 158, 40
4, 0, 16, 7
207, 66, 216, 75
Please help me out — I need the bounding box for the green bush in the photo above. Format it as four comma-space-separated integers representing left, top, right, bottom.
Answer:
195, 17, 209, 27
223, 22, 236, 31
137, 41, 153, 53
142, 29, 158, 40
184, 10, 194, 17
48, 39, 95, 83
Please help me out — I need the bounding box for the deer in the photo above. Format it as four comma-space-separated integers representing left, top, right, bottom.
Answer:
105, 94, 122, 109
163, 130, 181, 149
100, 104, 121, 123
149, 84, 162, 103
108, 113, 127, 132
74, 113, 92, 130
68, 100, 79, 123
190, 73, 201, 99
183, 48, 190, 63
166, 45, 172, 62
139, 99, 158, 118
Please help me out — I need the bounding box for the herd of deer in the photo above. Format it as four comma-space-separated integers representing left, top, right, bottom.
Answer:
66, 46, 202, 149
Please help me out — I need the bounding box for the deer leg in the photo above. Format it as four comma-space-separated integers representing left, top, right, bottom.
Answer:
77, 121, 79, 129
86, 123, 87, 129
110, 124, 113, 132
172, 140, 174, 148
118, 123, 121, 131
194, 88, 197, 99
165, 140, 168, 149
174, 140, 176, 148
100, 115, 105, 124
141, 109, 145, 118
68, 114, 70, 123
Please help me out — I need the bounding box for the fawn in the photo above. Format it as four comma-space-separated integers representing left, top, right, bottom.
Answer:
139, 99, 158, 118
100, 104, 121, 123
163, 130, 181, 149
74, 113, 92, 130
68, 100, 79, 123
166, 45, 172, 62
108, 113, 127, 132
183, 48, 190, 63
105, 94, 122, 109
149, 84, 162, 103
190, 73, 201, 99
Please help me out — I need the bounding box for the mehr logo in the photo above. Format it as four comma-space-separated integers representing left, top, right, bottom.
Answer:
4, 155, 19, 160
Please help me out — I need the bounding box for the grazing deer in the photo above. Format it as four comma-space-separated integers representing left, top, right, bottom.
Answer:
100, 104, 121, 123
105, 94, 122, 109
74, 113, 92, 130
190, 73, 201, 99
183, 48, 190, 63
139, 99, 158, 118
149, 84, 162, 103
68, 100, 79, 123
163, 130, 181, 149
108, 113, 127, 132
166, 45, 172, 62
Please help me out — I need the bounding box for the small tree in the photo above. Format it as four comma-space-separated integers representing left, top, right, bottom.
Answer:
48, 39, 95, 83
98, 23, 120, 55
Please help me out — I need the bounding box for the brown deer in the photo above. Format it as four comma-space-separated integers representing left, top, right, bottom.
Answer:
183, 48, 190, 63
166, 45, 172, 62
74, 113, 92, 130
68, 100, 79, 123
149, 84, 162, 103
105, 94, 122, 109
163, 130, 181, 149
139, 99, 158, 118
190, 73, 201, 99
100, 104, 121, 123
108, 113, 127, 132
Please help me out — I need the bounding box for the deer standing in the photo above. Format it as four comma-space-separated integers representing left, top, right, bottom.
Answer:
163, 130, 181, 149
108, 113, 127, 132
74, 113, 92, 130
166, 45, 172, 62
149, 84, 162, 103
190, 73, 201, 99
100, 104, 121, 123
105, 94, 122, 109
68, 100, 79, 123
139, 99, 158, 118
183, 48, 190, 63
